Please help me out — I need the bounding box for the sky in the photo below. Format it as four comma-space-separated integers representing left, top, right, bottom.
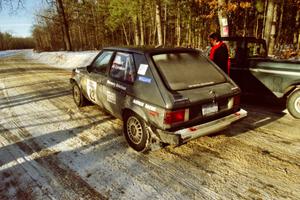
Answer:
0, 0, 44, 37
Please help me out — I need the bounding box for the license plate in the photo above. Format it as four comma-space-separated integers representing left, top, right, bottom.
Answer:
202, 103, 218, 116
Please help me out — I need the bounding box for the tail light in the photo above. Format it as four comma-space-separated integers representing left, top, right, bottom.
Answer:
164, 109, 189, 125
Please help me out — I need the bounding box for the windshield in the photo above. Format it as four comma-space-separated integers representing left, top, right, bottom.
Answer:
152, 52, 226, 90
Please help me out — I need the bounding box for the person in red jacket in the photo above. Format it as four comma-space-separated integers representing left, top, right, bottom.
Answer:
209, 32, 230, 76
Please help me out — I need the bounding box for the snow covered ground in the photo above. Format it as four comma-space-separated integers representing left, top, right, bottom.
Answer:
0, 49, 98, 69
0, 50, 24, 58
1, 50, 300, 199
26, 50, 98, 70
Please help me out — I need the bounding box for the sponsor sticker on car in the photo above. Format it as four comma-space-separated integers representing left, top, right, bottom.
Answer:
138, 64, 149, 75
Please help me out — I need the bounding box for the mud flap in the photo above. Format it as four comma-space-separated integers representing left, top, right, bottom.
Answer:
145, 125, 164, 151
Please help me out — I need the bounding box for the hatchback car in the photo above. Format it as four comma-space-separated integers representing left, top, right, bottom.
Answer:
70, 47, 247, 152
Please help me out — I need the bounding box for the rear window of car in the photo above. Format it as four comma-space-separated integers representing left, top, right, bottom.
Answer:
152, 52, 226, 90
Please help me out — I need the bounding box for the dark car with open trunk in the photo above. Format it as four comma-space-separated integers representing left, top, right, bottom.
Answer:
70, 47, 247, 152
223, 37, 300, 119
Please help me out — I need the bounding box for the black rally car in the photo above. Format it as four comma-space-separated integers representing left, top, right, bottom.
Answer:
70, 47, 247, 152
223, 37, 300, 119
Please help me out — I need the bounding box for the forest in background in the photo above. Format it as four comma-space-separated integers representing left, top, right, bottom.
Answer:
0, 31, 34, 50
0, 0, 300, 57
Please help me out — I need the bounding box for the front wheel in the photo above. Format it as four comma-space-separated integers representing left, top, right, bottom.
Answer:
123, 112, 150, 152
287, 89, 300, 119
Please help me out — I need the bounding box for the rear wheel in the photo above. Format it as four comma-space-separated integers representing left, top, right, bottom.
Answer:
73, 84, 87, 107
123, 112, 150, 152
287, 89, 300, 119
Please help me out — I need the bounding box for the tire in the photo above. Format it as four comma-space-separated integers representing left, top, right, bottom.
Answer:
123, 112, 150, 152
72, 83, 87, 107
287, 89, 300, 119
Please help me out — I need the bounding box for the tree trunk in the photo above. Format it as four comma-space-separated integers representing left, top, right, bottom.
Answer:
60, 23, 66, 50
122, 23, 130, 45
77, 25, 82, 50
92, 6, 99, 49
294, 9, 300, 49
155, 1, 163, 46
139, 1, 144, 46
149, 1, 156, 45
243, 9, 248, 36
148, 22, 152, 45
262, 0, 268, 38
133, 15, 139, 46
163, 3, 167, 46
268, 4, 277, 55
46, 32, 52, 49
84, 24, 89, 49
264, 0, 275, 49
198, 27, 203, 48
187, 8, 192, 46
56, 0, 72, 51
176, 1, 181, 46
276, 0, 284, 47
255, 14, 260, 38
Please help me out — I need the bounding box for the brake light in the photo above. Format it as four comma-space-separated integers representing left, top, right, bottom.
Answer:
164, 109, 189, 125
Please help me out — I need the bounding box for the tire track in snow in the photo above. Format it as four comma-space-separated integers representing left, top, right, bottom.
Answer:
0, 56, 106, 199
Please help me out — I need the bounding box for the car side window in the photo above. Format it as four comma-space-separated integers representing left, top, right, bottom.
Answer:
109, 52, 136, 83
247, 42, 266, 57
91, 51, 114, 74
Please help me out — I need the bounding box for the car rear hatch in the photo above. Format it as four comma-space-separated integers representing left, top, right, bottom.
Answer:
151, 50, 241, 130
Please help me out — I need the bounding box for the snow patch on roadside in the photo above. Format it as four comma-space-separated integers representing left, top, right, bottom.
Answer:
0, 50, 24, 58
26, 50, 98, 70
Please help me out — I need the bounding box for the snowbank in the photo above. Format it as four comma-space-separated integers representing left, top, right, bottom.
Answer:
0, 50, 24, 58
27, 50, 98, 70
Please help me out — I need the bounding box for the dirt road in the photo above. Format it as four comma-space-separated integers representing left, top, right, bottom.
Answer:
0, 52, 299, 200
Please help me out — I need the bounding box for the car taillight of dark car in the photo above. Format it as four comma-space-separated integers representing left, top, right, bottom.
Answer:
164, 109, 189, 125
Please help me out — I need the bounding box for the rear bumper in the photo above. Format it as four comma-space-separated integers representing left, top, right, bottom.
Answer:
155, 109, 247, 145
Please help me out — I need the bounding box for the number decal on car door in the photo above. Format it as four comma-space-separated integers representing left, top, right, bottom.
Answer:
87, 79, 97, 102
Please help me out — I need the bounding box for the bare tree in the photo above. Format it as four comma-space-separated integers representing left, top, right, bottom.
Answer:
295, 9, 300, 51
264, 0, 275, 50
155, 0, 163, 46
268, 3, 277, 55
55, 0, 72, 51
176, 1, 181, 46
29, 0, 300, 54
0, 0, 24, 11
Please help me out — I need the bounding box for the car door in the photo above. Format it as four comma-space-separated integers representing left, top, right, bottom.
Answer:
84, 50, 114, 108
100, 52, 137, 118
228, 40, 247, 90
244, 41, 275, 97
